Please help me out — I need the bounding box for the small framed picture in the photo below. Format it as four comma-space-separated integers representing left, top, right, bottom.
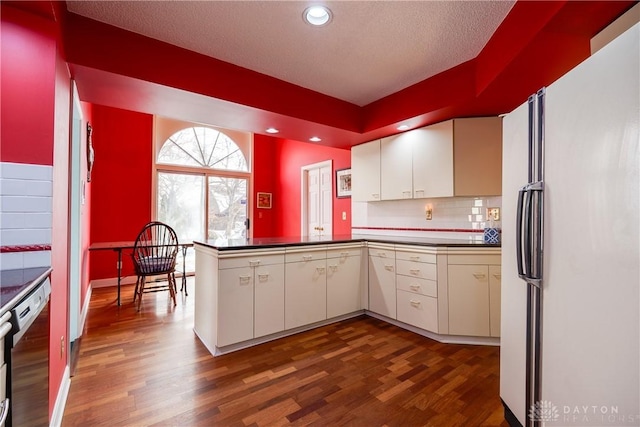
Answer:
336, 168, 352, 198
257, 192, 272, 209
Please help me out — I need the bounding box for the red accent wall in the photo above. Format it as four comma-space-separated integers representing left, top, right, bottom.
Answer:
0, 4, 56, 164
264, 137, 351, 237
89, 105, 153, 280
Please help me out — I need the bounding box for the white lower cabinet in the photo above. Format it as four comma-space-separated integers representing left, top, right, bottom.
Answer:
326, 246, 363, 318
395, 248, 439, 332
368, 247, 396, 318
218, 267, 255, 346
285, 249, 327, 329
254, 264, 285, 338
489, 265, 501, 338
447, 264, 491, 337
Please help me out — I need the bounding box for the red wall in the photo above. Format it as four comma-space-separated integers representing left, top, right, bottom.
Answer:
89, 105, 153, 280
268, 137, 351, 236
0, 4, 56, 164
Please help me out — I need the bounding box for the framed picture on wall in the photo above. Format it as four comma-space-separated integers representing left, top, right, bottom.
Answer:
336, 168, 351, 198
257, 192, 272, 209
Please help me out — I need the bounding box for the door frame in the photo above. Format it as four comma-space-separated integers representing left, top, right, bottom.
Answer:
300, 160, 332, 237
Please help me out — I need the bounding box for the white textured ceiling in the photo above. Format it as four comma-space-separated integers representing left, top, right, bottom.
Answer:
67, 1, 515, 106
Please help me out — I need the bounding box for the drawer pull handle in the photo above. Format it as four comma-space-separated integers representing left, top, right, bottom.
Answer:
257, 273, 269, 281
410, 300, 421, 307
372, 193, 379, 199
340, 252, 350, 257
239, 275, 252, 283
316, 267, 326, 274
302, 255, 313, 261
409, 256, 420, 261
329, 265, 338, 272
384, 265, 394, 272
493, 273, 501, 279
473, 273, 487, 280
377, 252, 387, 257
248, 260, 261, 266
410, 284, 421, 291
410, 269, 420, 275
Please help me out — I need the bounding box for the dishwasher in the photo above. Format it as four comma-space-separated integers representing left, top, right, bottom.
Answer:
5, 277, 51, 427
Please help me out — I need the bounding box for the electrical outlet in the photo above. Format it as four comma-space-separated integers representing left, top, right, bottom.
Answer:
342, 211, 347, 220
61, 336, 65, 358
487, 207, 500, 221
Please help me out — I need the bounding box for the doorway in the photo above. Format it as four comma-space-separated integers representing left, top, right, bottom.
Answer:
301, 160, 332, 238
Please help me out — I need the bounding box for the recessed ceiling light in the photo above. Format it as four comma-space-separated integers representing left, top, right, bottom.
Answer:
309, 136, 322, 142
304, 6, 332, 26
397, 125, 410, 131
265, 127, 279, 134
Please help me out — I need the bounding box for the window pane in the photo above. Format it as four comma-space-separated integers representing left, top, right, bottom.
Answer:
157, 172, 204, 272
208, 177, 247, 239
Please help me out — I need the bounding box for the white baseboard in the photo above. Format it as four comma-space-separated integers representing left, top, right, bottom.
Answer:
79, 285, 92, 335
50, 365, 70, 427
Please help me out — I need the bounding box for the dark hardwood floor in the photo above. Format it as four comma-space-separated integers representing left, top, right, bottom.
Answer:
62, 279, 508, 426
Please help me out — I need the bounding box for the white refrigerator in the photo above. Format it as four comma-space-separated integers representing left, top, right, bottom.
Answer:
500, 23, 639, 427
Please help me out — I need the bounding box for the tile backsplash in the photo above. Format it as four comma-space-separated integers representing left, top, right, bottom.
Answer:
352, 196, 502, 240
0, 162, 53, 270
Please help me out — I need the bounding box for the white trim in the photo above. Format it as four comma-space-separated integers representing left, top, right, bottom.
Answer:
50, 365, 71, 427
300, 159, 332, 237
78, 284, 92, 336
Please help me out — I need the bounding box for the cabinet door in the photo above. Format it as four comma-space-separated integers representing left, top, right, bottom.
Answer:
285, 259, 327, 329
453, 117, 502, 196
368, 255, 396, 319
254, 263, 285, 338
351, 140, 381, 202
218, 267, 254, 346
489, 265, 501, 338
447, 265, 490, 336
381, 134, 413, 200
413, 120, 454, 198
327, 253, 362, 318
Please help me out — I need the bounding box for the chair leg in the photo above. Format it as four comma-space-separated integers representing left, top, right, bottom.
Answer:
168, 273, 177, 306
133, 276, 141, 302
137, 276, 146, 311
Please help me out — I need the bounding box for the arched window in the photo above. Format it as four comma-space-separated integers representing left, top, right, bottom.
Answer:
154, 123, 252, 275
157, 127, 248, 171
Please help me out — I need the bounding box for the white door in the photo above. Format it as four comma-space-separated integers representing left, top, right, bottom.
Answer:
302, 160, 332, 237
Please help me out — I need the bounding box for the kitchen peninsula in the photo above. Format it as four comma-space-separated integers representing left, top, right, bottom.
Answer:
194, 235, 501, 356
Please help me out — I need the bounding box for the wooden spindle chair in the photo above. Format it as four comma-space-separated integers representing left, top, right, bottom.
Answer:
131, 221, 179, 310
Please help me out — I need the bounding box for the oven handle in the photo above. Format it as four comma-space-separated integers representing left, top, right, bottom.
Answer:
0, 398, 9, 427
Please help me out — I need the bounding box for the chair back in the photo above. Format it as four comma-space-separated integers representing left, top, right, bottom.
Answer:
132, 221, 179, 275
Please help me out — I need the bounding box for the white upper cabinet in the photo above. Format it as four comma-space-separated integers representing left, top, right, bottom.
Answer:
351, 139, 381, 202
351, 117, 502, 201
380, 133, 414, 200
413, 121, 455, 198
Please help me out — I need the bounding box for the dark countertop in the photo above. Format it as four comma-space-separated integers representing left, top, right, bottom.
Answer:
0, 266, 52, 316
194, 233, 500, 251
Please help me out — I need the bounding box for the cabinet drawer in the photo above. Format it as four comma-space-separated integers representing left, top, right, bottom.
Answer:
285, 248, 327, 263
396, 259, 436, 280
395, 251, 436, 264
368, 248, 394, 259
219, 253, 284, 270
326, 247, 361, 259
396, 275, 437, 297
397, 290, 438, 332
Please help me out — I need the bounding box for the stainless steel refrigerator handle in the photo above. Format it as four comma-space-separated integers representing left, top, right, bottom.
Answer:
523, 188, 533, 281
